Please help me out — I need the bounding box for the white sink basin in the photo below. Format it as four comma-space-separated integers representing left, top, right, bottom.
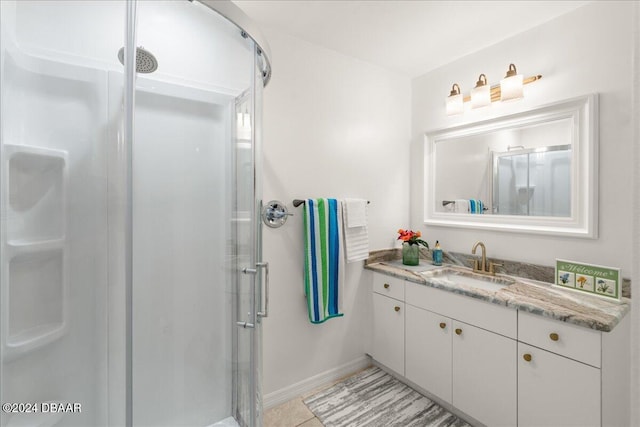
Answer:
421, 267, 515, 292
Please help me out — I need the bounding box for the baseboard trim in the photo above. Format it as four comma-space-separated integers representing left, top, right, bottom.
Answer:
263, 355, 372, 409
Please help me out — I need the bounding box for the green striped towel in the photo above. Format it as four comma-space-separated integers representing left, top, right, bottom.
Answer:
303, 198, 344, 324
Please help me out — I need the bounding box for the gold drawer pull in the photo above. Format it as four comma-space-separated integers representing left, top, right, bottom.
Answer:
549, 333, 559, 341
384, 283, 390, 289
439, 322, 446, 329
394, 306, 400, 312
523, 353, 532, 362
455, 328, 462, 335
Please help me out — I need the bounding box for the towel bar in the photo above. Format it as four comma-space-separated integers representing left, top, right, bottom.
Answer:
442, 200, 488, 211
293, 199, 370, 207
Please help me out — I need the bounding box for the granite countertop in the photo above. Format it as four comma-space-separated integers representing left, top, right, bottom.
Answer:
365, 259, 630, 333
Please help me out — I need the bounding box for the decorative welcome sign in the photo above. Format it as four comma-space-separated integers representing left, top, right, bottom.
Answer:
555, 259, 620, 300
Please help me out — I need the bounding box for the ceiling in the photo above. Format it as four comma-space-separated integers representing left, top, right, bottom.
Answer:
233, 0, 589, 77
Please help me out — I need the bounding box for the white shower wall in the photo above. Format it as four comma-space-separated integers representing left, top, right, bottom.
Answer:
12, 1, 252, 93
1, 4, 111, 425
130, 82, 232, 426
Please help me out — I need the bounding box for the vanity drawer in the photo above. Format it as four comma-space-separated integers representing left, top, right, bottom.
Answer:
373, 273, 405, 301
405, 282, 516, 339
518, 311, 601, 368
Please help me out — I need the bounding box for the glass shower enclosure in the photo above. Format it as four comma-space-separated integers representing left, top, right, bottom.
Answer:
493, 145, 571, 217
0, 1, 270, 426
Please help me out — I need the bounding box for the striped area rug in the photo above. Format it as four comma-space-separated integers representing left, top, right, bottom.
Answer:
303, 367, 471, 427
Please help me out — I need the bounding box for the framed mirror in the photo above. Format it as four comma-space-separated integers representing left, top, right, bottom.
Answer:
424, 94, 598, 238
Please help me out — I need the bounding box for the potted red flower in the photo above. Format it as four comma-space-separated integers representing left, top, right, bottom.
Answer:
397, 229, 429, 266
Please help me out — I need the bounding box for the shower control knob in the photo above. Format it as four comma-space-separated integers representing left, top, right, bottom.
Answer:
262, 200, 292, 228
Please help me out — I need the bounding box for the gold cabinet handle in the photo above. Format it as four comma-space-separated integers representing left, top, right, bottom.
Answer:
523, 353, 532, 362
549, 333, 559, 341
455, 328, 462, 335
384, 283, 390, 289
394, 306, 400, 312
439, 322, 446, 329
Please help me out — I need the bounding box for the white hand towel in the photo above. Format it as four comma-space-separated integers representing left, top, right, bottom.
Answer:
454, 199, 469, 213
341, 200, 369, 262
344, 198, 367, 228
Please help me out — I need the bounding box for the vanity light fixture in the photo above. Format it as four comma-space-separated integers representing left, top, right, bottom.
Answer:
445, 64, 542, 115
446, 83, 464, 116
500, 63, 524, 101
470, 74, 491, 109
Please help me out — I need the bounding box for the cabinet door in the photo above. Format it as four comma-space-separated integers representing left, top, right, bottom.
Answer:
372, 293, 404, 375
405, 305, 452, 404
519, 343, 600, 427
452, 321, 517, 427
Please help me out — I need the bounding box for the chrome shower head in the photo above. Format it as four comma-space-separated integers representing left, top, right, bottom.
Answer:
117, 46, 158, 74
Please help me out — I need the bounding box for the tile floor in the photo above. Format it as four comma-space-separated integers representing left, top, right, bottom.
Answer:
264, 397, 323, 427
264, 366, 470, 427
264, 368, 371, 427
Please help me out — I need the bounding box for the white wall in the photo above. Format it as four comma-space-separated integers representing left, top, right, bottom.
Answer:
411, 1, 634, 276
261, 30, 411, 399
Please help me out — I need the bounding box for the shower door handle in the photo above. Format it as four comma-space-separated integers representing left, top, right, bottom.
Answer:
257, 262, 269, 318
236, 317, 255, 329
239, 261, 268, 328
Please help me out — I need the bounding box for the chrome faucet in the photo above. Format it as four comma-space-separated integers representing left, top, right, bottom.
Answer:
471, 241, 501, 275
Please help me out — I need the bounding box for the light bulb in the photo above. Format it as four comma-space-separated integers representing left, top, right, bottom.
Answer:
500, 63, 523, 101
471, 74, 491, 109
446, 83, 464, 116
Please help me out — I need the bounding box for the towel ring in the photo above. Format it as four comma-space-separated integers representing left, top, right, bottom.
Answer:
262, 200, 293, 228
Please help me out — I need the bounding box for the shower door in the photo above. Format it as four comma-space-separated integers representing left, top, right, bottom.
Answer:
233, 60, 265, 427
130, 2, 263, 426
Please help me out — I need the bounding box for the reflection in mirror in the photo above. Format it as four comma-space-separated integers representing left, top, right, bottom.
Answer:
493, 144, 571, 216
435, 117, 573, 217
424, 95, 598, 238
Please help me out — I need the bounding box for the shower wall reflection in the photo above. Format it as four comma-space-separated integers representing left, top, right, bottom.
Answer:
493, 146, 571, 216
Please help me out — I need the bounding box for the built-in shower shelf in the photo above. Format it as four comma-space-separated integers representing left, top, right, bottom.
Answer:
4, 143, 68, 159
6, 323, 66, 350
4, 143, 67, 242
3, 246, 67, 361
3, 144, 67, 360
7, 238, 65, 254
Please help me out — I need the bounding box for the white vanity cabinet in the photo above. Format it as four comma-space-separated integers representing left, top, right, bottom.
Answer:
518, 342, 600, 427
517, 311, 630, 427
370, 271, 630, 427
405, 305, 452, 403
452, 320, 517, 427
371, 273, 405, 375
404, 281, 517, 426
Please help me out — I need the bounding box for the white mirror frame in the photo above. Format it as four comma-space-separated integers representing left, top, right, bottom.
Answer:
424, 94, 598, 238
